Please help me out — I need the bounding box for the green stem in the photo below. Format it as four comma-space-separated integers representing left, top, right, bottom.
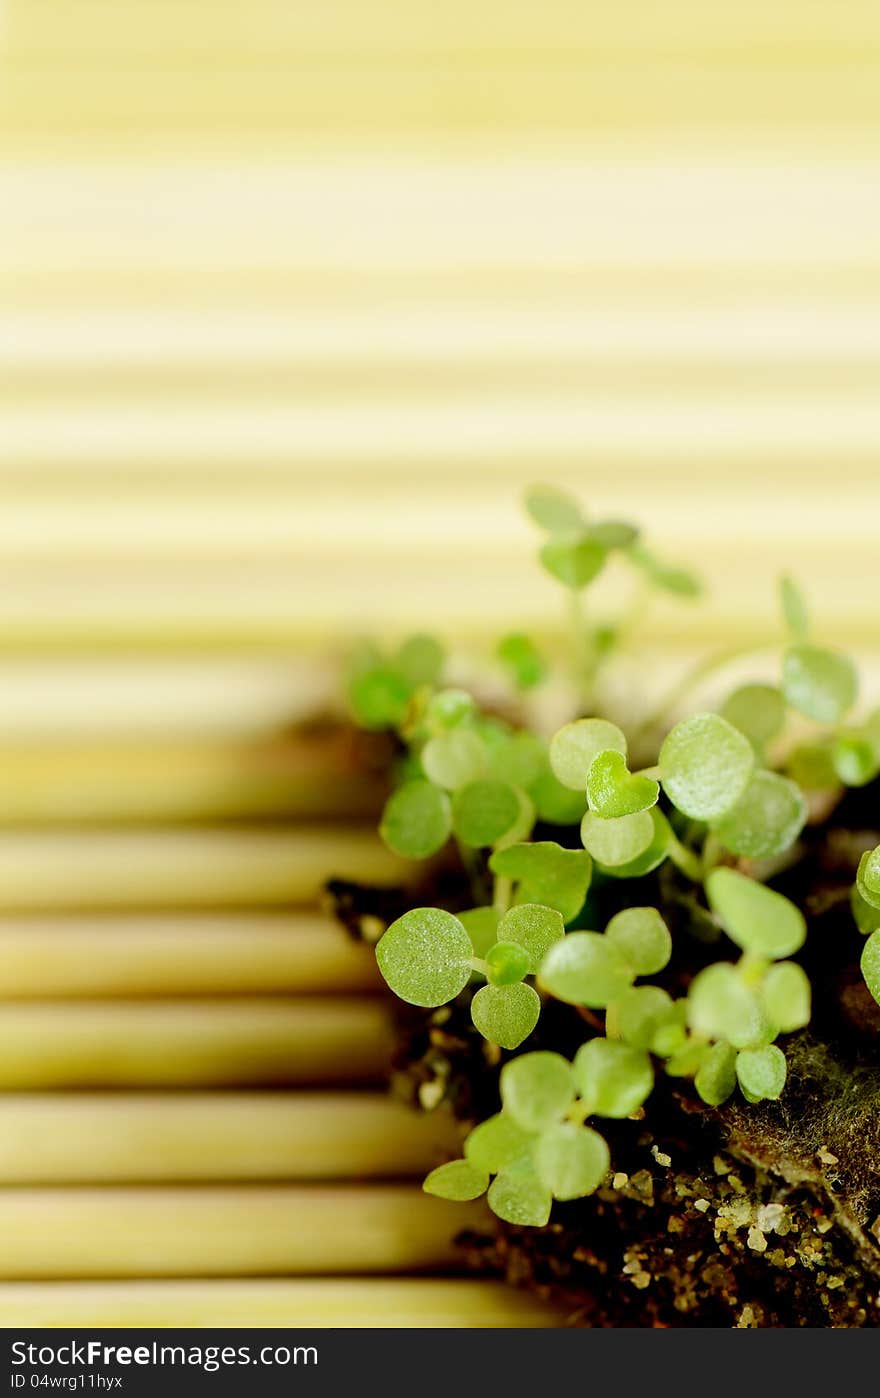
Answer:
666, 833, 704, 884
568, 589, 597, 708
701, 830, 724, 877
492, 874, 512, 914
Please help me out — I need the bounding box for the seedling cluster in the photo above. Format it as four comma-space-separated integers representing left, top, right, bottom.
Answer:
348, 486, 880, 1228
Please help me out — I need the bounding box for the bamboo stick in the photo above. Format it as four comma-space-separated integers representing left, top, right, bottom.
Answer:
0, 1093, 458, 1183
0, 912, 381, 998
0, 999, 393, 1088
0, 733, 386, 824
0, 828, 412, 911
0, 1278, 562, 1328
0, 1185, 484, 1278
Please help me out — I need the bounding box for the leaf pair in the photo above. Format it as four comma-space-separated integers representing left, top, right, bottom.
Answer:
539, 907, 672, 1010
348, 634, 445, 730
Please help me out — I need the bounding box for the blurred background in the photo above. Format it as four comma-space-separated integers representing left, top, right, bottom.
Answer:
1, 0, 879, 1326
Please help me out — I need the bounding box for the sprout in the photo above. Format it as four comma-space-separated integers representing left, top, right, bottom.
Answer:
540, 932, 635, 1008
497, 632, 546, 690
586, 750, 659, 819
376, 908, 473, 1008
572, 1038, 654, 1118
659, 713, 754, 821
421, 728, 488, 790
856, 846, 880, 911
487, 1157, 553, 1227
485, 941, 532, 986
613, 985, 676, 1049
489, 842, 592, 923
423, 1159, 489, 1201
712, 769, 807, 859
534, 1123, 610, 1200
496, 903, 565, 974
779, 574, 810, 639
694, 1041, 738, 1106
549, 718, 627, 791
605, 907, 672, 976
735, 1044, 787, 1101
524, 483, 585, 534
464, 1113, 533, 1173
451, 779, 521, 848
471, 981, 541, 1049
581, 809, 654, 867
759, 962, 811, 1032
540, 536, 607, 590
720, 683, 786, 752
706, 867, 806, 960
782, 644, 858, 725
379, 779, 451, 859
861, 930, 880, 1007
501, 1052, 576, 1133
687, 963, 767, 1049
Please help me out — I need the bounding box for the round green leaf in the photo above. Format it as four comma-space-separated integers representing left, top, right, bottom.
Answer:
659, 712, 754, 821
713, 769, 807, 860
488, 1159, 553, 1227
379, 780, 452, 859
488, 731, 548, 790
779, 574, 810, 639
613, 985, 675, 1050
500, 1051, 575, 1133
376, 907, 473, 1008
451, 779, 520, 848
396, 634, 445, 687
497, 633, 546, 690
534, 1123, 610, 1201
458, 905, 501, 957
786, 742, 839, 792
549, 718, 627, 791
857, 846, 880, 911
759, 962, 811, 1032
497, 903, 565, 975
782, 644, 858, 725
736, 1044, 787, 1101
605, 907, 672, 976
540, 932, 635, 1008
524, 484, 585, 534
465, 1112, 533, 1174
421, 729, 487, 790
720, 683, 786, 750
422, 1158, 489, 1201
586, 750, 659, 819
861, 929, 880, 1007
489, 842, 592, 924
540, 535, 607, 590
471, 981, 541, 1049
528, 767, 587, 825
706, 867, 806, 960
851, 884, 880, 936
581, 809, 654, 867
600, 807, 673, 880
572, 1038, 654, 1118
694, 1041, 738, 1107
348, 665, 410, 730
687, 962, 766, 1049
484, 941, 531, 987
832, 730, 880, 788
426, 688, 474, 730
628, 545, 702, 598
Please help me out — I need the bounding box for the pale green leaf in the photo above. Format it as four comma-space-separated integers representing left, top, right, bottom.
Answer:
540, 932, 635, 1008
713, 769, 807, 860
534, 1123, 610, 1200
581, 809, 654, 867
572, 1037, 654, 1118
500, 1051, 575, 1133
659, 712, 754, 821
471, 981, 541, 1049
549, 718, 627, 791
605, 907, 672, 976
782, 644, 858, 725
735, 1044, 787, 1101
706, 867, 806, 960
423, 1158, 489, 1201
376, 907, 473, 1008
379, 780, 452, 859
497, 902, 565, 975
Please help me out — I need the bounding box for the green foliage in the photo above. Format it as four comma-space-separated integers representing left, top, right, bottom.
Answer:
861, 929, 880, 1007
712, 769, 807, 859
497, 632, 546, 690
694, 1041, 738, 1106
628, 544, 702, 598
348, 635, 446, 729
451, 778, 521, 848
464, 1112, 532, 1173
706, 867, 806, 959
471, 981, 541, 1049
659, 713, 754, 821
779, 574, 810, 639
687, 962, 766, 1049
573, 1038, 654, 1117
501, 1052, 575, 1133
524, 484, 585, 534
423, 1159, 489, 1201
720, 683, 786, 752
496, 903, 565, 974
782, 643, 858, 725
540, 931, 635, 1008
534, 1123, 610, 1200
549, 718, 627, 791
376, 908, 473, 1008
851, 885, 880, 936
540, 536, 607, 590
458, 906, 501, 956
581, 809, 654, 867
379, 779, 451, 859
612, 985, 675, 1049
487, 1158, 553, 1227
421, 728, 487, 790
832, 729, 880, 787
489, 842, 592, 923
759, 962, 811, 1032
604, 907, 672, 976
484, 941, 531, 986
735, 1044, 787, 1102
856, 846, 880, 910
586, 750, 659, 818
